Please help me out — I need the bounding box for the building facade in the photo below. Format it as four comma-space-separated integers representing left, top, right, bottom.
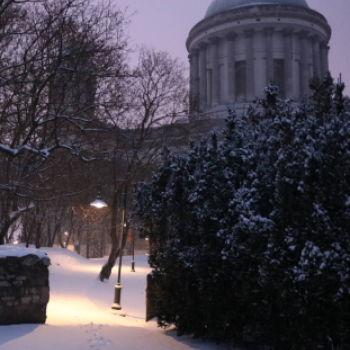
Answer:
187, 0, 332, 124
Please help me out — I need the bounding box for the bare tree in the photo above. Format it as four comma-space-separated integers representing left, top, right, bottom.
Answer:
98, 47, 188, 281
0, 0, 130, 244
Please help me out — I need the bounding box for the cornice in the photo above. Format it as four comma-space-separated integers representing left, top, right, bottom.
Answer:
186, 5, 331, 50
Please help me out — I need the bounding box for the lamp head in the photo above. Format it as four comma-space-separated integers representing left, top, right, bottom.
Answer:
90, 193, 108, 209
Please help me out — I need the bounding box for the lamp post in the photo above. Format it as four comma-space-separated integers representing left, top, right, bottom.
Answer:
112, 186, 127, 316
131, 213, 136, 272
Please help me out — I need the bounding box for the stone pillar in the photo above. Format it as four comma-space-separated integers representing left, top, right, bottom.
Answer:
264, 27, 274, 84
299, 31, 310, 96
320, 41, 330, 77
189, 49, 199, 112
282, 28, 294, 98
245, 29, 255, 101
312, 36, 321, 79
210, 38, 220, 105
253, 31, 266, 98
207, 69, 212, 107
198, 43, 207, 111
225, 33, 236, 103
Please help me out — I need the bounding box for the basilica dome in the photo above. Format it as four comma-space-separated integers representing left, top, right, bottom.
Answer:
205, 0, 309, 18
187, 0, 331, 123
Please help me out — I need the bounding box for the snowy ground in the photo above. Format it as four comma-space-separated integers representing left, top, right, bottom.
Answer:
0, 248, 236, 350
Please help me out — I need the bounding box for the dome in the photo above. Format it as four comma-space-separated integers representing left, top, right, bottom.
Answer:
205, 0, 309, 18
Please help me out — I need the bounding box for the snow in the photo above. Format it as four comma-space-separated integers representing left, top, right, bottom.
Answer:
0, 245, 48, 259
0, 247, 235, 350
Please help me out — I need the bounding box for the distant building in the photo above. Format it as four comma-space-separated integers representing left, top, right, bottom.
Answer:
187, 0, 332, 133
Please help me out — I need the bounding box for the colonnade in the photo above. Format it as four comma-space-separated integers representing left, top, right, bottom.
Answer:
189, 29, 330, 112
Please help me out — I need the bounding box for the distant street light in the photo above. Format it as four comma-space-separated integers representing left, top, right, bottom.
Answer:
130, 242, 135, 271
131, 213, 136, 273
62, 231, 69, 249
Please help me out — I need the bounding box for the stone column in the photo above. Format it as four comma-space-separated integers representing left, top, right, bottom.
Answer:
210, 38, 220, 105
320, 41, 330, 77
299, 31, 310, 96
189, 49, 199, 112
245, 29, 255, 101
312, 36, 321, 79
264, 27, 274, 84
198, 43, 207, 111
253, 31, 266, 98
282, 28, 294, 98
225, 33, 236, 103
207, 69, 212, 107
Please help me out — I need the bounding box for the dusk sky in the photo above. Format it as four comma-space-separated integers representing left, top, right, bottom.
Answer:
114, 0, 350, 94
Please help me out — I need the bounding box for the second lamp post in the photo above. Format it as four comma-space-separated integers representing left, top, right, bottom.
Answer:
111, 186, 128, 316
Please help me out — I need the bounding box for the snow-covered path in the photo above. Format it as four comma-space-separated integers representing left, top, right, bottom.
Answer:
0, 248, 235, 350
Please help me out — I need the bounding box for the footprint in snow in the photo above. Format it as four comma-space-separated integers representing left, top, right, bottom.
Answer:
83, 322, 112, 348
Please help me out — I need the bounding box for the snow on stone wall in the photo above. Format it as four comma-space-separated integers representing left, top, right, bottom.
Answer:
0, 246, 50, 325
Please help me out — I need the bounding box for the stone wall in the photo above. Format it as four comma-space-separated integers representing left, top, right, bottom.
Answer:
0, 253, 50, 325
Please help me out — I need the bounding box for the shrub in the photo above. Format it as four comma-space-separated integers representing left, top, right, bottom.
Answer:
135, 75, 350, 349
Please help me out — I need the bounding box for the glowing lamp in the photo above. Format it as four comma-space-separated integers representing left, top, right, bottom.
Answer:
90, 194, 108, 209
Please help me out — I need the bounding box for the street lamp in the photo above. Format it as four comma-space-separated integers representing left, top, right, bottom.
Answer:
131, 213, 136, 273
91, 193, 108, 209
111, 186, 128, 316
87, 193, 108, 259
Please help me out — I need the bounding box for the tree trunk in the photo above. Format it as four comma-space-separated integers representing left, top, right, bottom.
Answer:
99, 187, 130, 282
0, 212, 26, 245
26, 217, 36, 248
0, 219, 11, 245
50, 223, 60, 247
87, 235, 90, 258
46, 223, 52, 247
99, 190, 120, 281
35, 220, 42, 249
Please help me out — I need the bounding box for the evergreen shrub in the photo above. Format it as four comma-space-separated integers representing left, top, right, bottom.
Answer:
135, 75, 350, 350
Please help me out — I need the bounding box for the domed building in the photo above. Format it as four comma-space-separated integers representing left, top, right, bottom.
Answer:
187, 0, 332, 125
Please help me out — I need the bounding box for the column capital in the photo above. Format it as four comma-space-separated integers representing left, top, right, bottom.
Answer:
263, 27, 274, 36
189, 48, 199, 56
244, 29, 254, 38
208, 36, 220, 45
320, 40, 330, 50
281, 28, 294, 37
188, 49, 199, 61
226, 32, 237, 42
310, 34, 320, 43
298, 30, 310, 39
198, 42, 207, 50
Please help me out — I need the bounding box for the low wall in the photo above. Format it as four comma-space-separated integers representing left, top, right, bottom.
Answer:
0, 247, 50, 325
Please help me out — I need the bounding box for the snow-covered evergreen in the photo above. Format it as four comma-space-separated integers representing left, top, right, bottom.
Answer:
135, 75, 350, 349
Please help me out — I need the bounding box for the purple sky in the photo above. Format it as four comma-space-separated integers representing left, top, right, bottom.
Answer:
114, 0, 350, 93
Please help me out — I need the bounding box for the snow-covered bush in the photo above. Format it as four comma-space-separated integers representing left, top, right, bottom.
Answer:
135, 75, 350, 349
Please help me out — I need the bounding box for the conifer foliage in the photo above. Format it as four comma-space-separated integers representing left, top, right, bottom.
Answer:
135, 75, 350, 350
